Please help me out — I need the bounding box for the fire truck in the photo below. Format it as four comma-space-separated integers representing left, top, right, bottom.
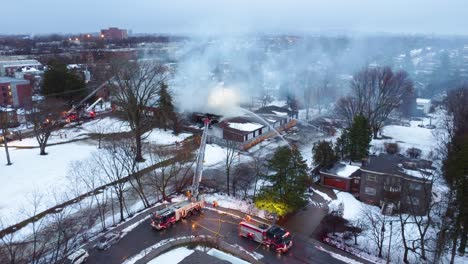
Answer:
150, 200, 204, 230
239, 221, 293, 253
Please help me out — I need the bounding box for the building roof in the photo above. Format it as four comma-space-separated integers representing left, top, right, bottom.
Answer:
255, 105, 297, 117
321, 163, 361, 178
416, 98, 431, 104
361, 154, 433, 181
219, 116, 265, 135
0, 59, 41, 68
0, 77, 30, 85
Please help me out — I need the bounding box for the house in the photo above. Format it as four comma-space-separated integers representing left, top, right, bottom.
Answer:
0, 77, 32, 108
209, 113, 296, 150
359, 154, 433, 215
319, 154, 433, 215
416, 98, 432, 115
320, 163, 361, 193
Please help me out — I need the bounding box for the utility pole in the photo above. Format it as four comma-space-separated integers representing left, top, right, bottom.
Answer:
387, 221, 393, 264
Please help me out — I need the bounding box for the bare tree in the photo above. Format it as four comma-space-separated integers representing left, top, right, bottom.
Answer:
68, 160, 109, 231
362, 206, 387, 258
93, 143, 130, 223
29, 98, 66, 155
86, 118, 109, 149
224, 140, 237, 196
107, 59, 169, 162
336, 66, 413, 138
0, 217, 26, 264
21, 192, 47, 264
0, 110, 12, 165
397, 209, 412, 263
231, 163, 254, 199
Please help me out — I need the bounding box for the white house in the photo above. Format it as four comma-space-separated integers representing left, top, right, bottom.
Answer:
416, 98, 431, 114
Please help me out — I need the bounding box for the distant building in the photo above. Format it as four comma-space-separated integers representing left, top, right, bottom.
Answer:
0, 106, 19, 128
0, 59, 42, 77
100, 27, 128, 40
416, 98, 432, 115
0, 77, 32, 108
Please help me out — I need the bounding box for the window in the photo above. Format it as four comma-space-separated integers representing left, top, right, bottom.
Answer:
364, 187, 376, 195
354, 179, 359, 184
367, 174, 377, 182
406, 196, 420, 206
409, 182, 422, 191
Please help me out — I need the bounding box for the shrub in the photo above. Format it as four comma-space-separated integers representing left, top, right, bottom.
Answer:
407, 147, 422, 159
384, 142, 400, 154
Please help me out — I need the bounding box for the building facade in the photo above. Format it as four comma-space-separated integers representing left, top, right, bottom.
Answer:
100, 28, 128, 40
319, 154, 433, 215
0, 77, 32, 108
0, 59, 42, 77
359, 154, 433, 215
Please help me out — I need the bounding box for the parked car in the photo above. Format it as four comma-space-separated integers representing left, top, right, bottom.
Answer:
0, 131, 14, 143
95, 232, 121, 250
66, 248, 89, 264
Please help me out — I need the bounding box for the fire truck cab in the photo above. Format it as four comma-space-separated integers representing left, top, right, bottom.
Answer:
150, 200, 204, 230
239, 221, 293, 253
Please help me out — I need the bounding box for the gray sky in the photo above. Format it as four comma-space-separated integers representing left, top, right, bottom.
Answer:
2, 0, 468, 35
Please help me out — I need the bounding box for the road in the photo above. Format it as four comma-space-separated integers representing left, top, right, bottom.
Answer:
85, 205, 366, 264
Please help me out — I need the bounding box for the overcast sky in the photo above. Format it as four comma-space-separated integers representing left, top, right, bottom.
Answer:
2, 0, 467, 35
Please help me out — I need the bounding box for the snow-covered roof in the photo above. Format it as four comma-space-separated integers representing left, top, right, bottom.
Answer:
322, 163, 361, 178
335, 164, 361, 178
227, 122, 263, 132
416, 98, 431, 104
272, 110, 288, 116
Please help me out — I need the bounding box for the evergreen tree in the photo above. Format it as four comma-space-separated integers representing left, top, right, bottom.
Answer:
347, 114, 372, 161
334, 130, 349, 160
255, 146, 309, 217
156, 82, 175, 131
313, 140, 338, 170
43, 60, 86, 101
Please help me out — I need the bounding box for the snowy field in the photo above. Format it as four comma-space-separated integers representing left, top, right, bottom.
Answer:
0, 141, 97, 225
371, 113, 445, 157
0, 117, 194, 227
144, 128, 192, 145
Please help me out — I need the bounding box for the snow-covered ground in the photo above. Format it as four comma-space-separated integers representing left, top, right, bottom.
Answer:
204, 193, 266, 218
0, 117, 193, 227
0, 141, 97, 226
80, 117, 131, 134
203, 144, 253, 167
371, 112, 445, 157
147, 246, 194, 264
143, 128, 192, 145
329, 191, 364, 220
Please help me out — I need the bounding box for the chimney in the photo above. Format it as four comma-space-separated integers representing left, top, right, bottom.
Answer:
361, 157, 369, 167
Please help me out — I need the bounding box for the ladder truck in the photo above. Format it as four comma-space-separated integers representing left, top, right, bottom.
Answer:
150, 118, 210, 230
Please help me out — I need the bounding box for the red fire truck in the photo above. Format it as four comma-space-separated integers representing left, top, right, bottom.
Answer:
150, 200, 204, 230
239, 221, 293, 253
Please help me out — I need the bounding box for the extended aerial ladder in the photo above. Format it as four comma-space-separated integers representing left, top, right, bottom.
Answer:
190, 118, 211, 201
